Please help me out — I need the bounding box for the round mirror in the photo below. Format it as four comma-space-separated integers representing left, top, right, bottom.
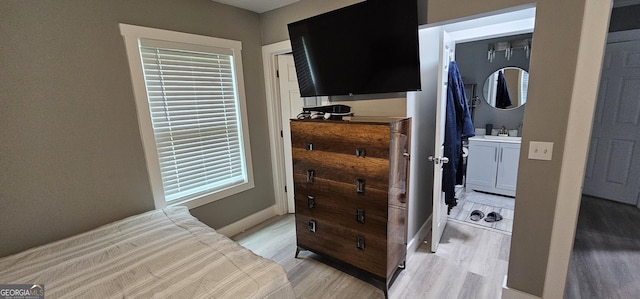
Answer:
482, 67, 529, 110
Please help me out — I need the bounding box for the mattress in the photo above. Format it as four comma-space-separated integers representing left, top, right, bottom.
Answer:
0, 206, 296, 299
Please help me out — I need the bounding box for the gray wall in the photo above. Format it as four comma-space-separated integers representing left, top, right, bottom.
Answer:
455, 33, 532, 131
0, 0, 274, 257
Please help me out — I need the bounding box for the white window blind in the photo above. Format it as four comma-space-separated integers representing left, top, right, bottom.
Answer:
139, 39, 248, 204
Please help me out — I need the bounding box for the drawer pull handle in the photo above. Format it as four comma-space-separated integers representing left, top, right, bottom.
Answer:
307, 170, 315, 183
308, 220, 317, 233
356, 236, 365, 250
306, 143, 313, 151
356, 179, 365, 193
356, 209, 365, 223
356, 148, 366, 157
307, 196, 315, 209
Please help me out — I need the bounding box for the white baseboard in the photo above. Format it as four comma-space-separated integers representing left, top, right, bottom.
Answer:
216, 205, 278, 237
407, 215, 432, 257
502, 285, 541, 299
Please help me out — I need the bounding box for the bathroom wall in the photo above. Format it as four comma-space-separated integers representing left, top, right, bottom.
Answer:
455, 33, 532, 133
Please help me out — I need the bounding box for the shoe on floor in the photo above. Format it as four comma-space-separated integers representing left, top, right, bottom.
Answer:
484, 211, 503, 222
469, 210, 484, 221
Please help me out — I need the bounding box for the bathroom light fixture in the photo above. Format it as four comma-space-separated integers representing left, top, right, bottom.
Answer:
488, 39, 531, 62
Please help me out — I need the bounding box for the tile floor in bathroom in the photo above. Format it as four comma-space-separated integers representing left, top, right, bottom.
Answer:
448, 187, 515, 234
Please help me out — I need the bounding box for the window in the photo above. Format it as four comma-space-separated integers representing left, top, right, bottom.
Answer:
519, 71, 529, 105
120, 24, 254, 209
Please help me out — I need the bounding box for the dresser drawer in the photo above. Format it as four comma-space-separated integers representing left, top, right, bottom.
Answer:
294, 185, 388, 236
292, 148, 390, 191
293, 174, 389, 202
296, 214, 387, 277
290, 121, 390, 159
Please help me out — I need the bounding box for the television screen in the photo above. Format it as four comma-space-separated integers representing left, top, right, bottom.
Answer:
287, 0, 421, 97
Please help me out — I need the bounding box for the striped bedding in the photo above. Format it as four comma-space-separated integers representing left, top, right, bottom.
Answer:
0, 206, 296, 299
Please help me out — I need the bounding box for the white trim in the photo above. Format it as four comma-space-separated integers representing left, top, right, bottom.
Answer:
119, 23, 254, 210
406, 215, 432, 258
119, 24, 242, 50
448, 17, 535, 44
502, 286, 542, 299
216, 205, 278, 237
608, 29, 640, 43
262, 40, 293, 215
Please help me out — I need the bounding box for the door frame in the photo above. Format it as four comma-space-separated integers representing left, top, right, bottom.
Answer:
262, 40, 293, 214
419, 8, 536, 253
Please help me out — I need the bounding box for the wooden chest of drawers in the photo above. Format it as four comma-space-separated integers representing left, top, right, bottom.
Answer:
290, 118, 411, 295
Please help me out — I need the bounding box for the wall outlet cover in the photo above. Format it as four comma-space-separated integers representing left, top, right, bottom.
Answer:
528, 141, 553, 161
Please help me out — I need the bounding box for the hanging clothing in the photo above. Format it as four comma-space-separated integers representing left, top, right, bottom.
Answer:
443, 61, 475, 214
496, 70, 513, 109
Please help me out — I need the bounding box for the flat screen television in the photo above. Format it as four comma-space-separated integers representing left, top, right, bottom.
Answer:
287, 0, 421, 97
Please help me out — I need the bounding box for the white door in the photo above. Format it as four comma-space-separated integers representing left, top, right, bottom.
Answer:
277, 54, 304, 213
430, 30, 454, 252
583, 40, 640, 207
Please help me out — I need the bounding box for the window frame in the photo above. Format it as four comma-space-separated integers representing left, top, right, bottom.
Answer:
119, 24, 254, 209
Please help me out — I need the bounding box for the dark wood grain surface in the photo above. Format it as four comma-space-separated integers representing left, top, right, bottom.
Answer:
291, 118, 410, 292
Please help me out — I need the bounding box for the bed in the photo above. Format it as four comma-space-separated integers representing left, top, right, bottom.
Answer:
0, 206, 296, 298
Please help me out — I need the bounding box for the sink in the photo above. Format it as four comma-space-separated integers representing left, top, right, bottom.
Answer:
472, 135, 522, 142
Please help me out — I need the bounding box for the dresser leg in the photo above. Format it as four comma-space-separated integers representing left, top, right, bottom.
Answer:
295, 247, 302, 258
398, 260, 406, 269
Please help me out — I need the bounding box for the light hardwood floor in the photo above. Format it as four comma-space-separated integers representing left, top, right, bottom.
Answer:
233, 214, 511, 299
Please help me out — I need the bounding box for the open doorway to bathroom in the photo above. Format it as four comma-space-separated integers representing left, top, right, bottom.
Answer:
444, 33, 532, 235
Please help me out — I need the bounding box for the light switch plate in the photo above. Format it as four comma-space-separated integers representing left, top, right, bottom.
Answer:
528, 141, 554, 161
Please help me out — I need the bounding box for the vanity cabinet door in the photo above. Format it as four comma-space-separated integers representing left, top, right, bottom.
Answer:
496, 143, 521, 192
466, 141, 498, 189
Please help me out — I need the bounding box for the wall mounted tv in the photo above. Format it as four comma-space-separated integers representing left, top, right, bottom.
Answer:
287, 0, 421, 97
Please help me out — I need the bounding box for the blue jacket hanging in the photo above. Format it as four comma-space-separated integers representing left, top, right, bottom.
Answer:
443, 61, 475, 213
496, 70, 512, 109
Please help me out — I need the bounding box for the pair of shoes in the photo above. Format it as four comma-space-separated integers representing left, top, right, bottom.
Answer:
468, 210, 503, 222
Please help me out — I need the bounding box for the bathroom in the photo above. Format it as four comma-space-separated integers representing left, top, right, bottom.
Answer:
457, 33, 531, 137
447, 33, 532, 231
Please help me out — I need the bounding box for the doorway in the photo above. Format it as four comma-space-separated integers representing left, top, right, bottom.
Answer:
416, 7, 535, 252
582, 38, 640, 207
565, 29, 640, 298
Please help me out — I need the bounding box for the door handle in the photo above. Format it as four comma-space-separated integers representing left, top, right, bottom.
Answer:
428, 156, 449, 164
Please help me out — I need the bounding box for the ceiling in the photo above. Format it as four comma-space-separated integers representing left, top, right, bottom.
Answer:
212, 0, 300, 13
